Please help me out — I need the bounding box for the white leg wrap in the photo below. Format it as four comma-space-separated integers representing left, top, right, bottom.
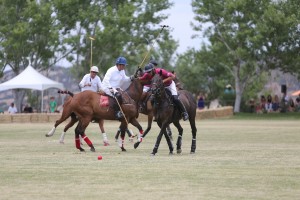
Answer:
138, 133, 143, 142
59, 132, 66, 144
47, 127, 56, 137
102, 133, 109, 146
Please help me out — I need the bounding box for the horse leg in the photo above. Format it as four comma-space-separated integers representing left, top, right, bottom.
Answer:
173, 120, 183, 154
75, 119, 95, 152
99, 119, 109, 146
46, 112, 71, 137
115, 127, 121, 142
115, 125, 135, 143
166, 125, 173, 141
151, 122, 171, 155
118, 122, 127, 151
142, 113, 153, 138
126, 128, 134, 143
131, 117, 145, 149
163, 126, 174, 155
59, 113, 78, 144
189, 118, 197, 154
74, 124, 85, 152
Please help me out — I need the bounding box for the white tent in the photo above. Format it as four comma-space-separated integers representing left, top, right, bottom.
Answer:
0, 65, 64, 112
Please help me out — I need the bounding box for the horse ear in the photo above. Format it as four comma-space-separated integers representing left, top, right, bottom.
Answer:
159, 69, 162, 76
134, 67, 142, 77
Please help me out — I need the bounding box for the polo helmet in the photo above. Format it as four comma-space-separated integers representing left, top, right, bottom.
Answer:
116, 57, 127, 65
144, 63, 154, 73
90, 66, 99, 73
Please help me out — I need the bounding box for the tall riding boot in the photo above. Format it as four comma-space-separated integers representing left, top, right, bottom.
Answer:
113, 103, 123, 120
139, 92, 147, 112
173, 96, 189, 121
113, 92, 124, 120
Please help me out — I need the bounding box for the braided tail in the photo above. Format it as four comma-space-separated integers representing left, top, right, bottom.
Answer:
58, 90, 74, 97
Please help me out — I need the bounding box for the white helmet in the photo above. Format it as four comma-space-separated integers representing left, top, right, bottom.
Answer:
90, 66, 99, 73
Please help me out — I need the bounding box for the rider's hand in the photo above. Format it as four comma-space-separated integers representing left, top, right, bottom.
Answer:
109, 88, 114, 95
130, 75, 135, 81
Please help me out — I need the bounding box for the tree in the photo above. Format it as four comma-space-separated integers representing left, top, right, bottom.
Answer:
191, 0, 300, 112
0, 0, 61, 111
52, 0, 176, 78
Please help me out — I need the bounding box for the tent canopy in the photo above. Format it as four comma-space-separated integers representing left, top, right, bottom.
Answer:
0, 65, 64, 112
0, 65, 64, 91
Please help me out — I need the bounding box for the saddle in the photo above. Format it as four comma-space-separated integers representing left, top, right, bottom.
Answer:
99, 89, 133, 108
99, 95, 109, 107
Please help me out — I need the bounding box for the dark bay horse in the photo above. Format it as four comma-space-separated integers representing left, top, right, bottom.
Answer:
150, 73, 197, 155
131, 70, 185, 149
131, 91, 173, 149
46, 77, 147, 152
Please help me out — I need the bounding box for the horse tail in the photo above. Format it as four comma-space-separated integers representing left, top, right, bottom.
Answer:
58, 90, 74, 97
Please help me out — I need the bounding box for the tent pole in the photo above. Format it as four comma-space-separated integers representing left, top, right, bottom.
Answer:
41, 90, 44, 113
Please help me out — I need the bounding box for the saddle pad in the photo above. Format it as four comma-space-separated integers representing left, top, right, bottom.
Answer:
99, 95, 109, 107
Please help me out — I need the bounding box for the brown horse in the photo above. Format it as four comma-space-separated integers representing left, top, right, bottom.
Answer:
46, 92, 110, 146
46, 77, 147, 152
149, 73, 197, 155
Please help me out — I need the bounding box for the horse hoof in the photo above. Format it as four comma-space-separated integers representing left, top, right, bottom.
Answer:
177, 149, 182, 154
134, 142, 140, 149
59, 141, 64, 144
104, 142, 110, 146
169, 152, 174, 155
121, 147, 126, 152
150, 153, 156, 156
79, 148, 85, 152
190, 151, 195, 154
90, 147, 96, 152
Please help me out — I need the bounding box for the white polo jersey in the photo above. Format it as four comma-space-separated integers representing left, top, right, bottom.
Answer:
102, 65, 130, 96
79, 74, 102, 92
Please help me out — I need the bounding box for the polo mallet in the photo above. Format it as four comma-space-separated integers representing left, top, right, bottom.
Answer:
138, 25, 169, 69
89, 36, 95, 67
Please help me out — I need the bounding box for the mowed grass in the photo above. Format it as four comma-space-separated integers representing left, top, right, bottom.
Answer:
0, 118, 300, 200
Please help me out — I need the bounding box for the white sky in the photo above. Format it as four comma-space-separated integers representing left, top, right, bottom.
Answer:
162, 0, 203, 53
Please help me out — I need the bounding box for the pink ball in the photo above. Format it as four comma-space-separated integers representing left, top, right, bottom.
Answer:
98, 155, 103, 160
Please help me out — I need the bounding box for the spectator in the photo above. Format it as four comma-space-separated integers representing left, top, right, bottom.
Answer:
8, 102, 17, 114
197, 94, 205, 110
295, 96, 300, 112
49, 97, 57, 113
249, 98, 256, 113
260, 95, 266, 113
224, 84, 234, 94
265, 94, 273, 113
280, 92, 288, 113
288, 98, 295, 112
23, 104, 33, 113
272, 95, 280, 112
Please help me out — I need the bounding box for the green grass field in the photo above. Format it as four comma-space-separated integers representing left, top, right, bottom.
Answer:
0, 117, 300, 200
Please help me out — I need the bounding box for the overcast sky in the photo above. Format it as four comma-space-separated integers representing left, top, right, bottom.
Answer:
162, 0, 203, 53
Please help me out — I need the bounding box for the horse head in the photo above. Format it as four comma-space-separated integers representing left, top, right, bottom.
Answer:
150, 73, 165, 100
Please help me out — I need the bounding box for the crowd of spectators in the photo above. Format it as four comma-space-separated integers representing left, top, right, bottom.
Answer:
248, 93, 300, 114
